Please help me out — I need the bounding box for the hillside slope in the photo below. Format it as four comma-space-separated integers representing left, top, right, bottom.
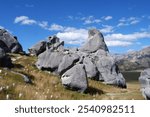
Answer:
0, 54, 143, 100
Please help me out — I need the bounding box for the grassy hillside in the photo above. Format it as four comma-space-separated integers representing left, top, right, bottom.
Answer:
0, 54, 144, 100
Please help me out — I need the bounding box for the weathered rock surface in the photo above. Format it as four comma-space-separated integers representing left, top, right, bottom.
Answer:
0, 48, 12, 67
83, 57, 99, 80
0, 29, 23, 53
139, 68, 150, 100
29, 36, 64, 56
28, 41, 46, 56
35, 29, 126, 92
58, 54, 79, 75
80, 29, 108, 53
94, 51, 126, 88
36, 50, 64, 72
61, 64, 88, 93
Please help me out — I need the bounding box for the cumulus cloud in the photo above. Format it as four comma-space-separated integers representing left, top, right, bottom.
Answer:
48, 24, 64, 31
14, 16, 37, 25
100, 25, 114, 33
38, 21, 49, 29
81, 16, 101, 24
106, 40, 132, 47
105, 32, 150, 41
103, 16, 113, 21
56, 28, 88, 45
117, 17, 140, 27
104, 31, 150, 47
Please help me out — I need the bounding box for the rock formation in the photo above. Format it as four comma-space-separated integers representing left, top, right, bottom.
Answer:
80, 29, 108, 52
61, 64, 88, 93
139, 68, 150, 100
28, 41, 47, 56
35, 29, 127, 92
0, 28, 23, 53
29, 36, 64, 56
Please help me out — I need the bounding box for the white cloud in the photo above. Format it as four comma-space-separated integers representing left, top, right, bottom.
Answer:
100, 25, 114, 33
106, 40, 132, 47
105, 32, 150, 41
14, 16, 36, 25
118, 17, 140, 27
130, 20, 140, 24
119, 17, 126, 22
104, 31, 150, 47
14, 16, 65, 31
38, 21, 49, 29
82, 16, 101, 24
103, 16, 113, 21
56, 28, 88, 45
68, 16, 73, 20
117, 22, 128, 27
48, 24, 64, 31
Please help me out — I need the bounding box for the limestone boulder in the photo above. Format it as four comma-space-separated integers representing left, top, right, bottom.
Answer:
61, 64, 88, 93
28, 41, 46, 56
0, 29, 23, 53
80, 29, 108, 53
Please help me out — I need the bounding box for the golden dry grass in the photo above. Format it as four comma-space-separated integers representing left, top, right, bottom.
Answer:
0, 53, 144, 100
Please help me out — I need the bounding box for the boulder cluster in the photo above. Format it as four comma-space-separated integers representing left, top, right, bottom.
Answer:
31, 29, 127, 93
0, 28, 23, 67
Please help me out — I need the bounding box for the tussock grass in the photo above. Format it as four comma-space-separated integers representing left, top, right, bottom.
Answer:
0, 53, 144, 100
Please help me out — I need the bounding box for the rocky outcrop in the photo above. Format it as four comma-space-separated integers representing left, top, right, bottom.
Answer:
28, 41, 47, 56
0, 29, 23, 53
139, 68, 150, 100
35, 29, 126, 93
36, 50, 64, 72
0, 48, 12, 67
115, 46, 150, 71
80, 29, 108, 53
29, 36, 64, 56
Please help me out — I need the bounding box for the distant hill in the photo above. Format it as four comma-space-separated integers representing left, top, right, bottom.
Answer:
114, 46, 150, 71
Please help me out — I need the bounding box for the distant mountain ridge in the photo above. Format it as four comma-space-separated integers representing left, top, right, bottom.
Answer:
114, 46, 150, 71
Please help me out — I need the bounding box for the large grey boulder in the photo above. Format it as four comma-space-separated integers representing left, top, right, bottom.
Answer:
61, 64, 88, 93
58, 54, 79, 75
0, 29, 23, 53
139, 68, 150, 100
0, 48, 12, 67
83, 57, 99, 80
95, 53, 126, 88
36, 50, 64, 72
80, 29, 108, 53
28, 41, 46, 56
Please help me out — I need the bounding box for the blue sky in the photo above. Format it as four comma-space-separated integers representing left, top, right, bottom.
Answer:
0, 0, 150, 53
